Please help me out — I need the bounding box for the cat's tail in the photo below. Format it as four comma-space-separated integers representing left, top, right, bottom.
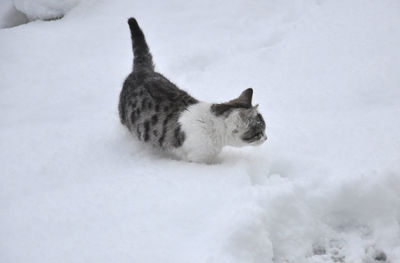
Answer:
128, 17, 154, 72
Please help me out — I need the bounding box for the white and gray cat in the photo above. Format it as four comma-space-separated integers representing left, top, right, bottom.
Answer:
119, 18, 267, 163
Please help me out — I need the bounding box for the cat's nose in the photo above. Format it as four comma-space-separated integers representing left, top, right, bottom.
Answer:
262, 133, 267, 141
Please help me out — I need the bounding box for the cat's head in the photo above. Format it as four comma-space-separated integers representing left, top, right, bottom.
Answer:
211, 88, 267, 147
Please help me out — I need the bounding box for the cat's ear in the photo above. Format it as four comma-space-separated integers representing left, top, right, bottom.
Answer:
211, 88, 253, 116
236, 88, 253, 107
252, 104, 259, 112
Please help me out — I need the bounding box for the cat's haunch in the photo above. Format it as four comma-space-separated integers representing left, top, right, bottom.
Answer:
118, 17, 267, 163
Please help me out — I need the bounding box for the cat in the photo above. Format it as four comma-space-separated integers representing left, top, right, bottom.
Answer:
119, 17, 267, 163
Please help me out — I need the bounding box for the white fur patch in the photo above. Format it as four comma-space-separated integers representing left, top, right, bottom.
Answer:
174, 102, 225, 163
174, 102, 266, 163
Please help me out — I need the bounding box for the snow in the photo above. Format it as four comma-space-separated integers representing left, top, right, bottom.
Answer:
0, 0, 28, 28
13, 0, 80, 20
1, 0, 400, 262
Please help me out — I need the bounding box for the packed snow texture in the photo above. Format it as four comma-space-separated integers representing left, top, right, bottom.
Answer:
1, 0, 400, 262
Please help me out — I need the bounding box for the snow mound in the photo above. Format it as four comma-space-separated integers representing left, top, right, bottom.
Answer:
13, 0, 81, 20
0, 0, 28, 28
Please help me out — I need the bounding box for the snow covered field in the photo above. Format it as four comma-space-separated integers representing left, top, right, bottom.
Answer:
1, 0, 400, 262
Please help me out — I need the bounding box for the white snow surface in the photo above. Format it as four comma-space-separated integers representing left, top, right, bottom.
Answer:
1, 0, 400, 262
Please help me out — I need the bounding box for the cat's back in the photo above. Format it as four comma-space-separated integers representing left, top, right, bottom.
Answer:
119, 70, 198, 149
119, 70, 197, 123
126, 71, 195, 105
